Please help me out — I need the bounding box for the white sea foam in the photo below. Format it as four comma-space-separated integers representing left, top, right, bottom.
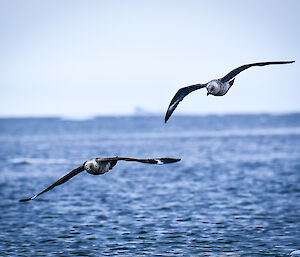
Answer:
10, 158, 68, 165
291, 250, 300, 256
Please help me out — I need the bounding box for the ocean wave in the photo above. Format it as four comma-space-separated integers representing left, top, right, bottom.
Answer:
10, 158, 69, 165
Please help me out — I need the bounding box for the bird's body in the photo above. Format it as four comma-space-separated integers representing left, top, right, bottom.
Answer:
84, 158, 117, 175
19, 156, 180, 202
164, 61, 294, 122
206, 79, 233, 96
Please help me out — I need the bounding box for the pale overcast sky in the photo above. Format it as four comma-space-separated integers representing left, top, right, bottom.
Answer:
0, 0, 299, 117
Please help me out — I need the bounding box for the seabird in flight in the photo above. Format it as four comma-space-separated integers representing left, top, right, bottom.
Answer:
19, 156, 181, 202
164, 61, 295, 123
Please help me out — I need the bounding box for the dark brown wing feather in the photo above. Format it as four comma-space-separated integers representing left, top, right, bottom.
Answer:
165, 84, 206, 123
19, 165, 85, 202
115, 157, 181, 164
221, 61, 295, 83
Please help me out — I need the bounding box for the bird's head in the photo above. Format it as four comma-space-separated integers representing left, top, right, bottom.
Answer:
84, 158, 99, 173
206, 81, 220, 96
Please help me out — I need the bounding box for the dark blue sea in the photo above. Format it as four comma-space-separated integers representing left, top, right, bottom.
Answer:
1, 114, 300, 256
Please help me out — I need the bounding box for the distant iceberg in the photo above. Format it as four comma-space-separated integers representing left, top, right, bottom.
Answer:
133, 106, 152, 115
132, 106, 162, 116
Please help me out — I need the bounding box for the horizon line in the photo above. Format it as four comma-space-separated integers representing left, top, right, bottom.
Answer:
0, 110, 300, 119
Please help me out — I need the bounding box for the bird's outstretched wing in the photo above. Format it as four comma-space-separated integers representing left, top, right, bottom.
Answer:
104, 157, 181, 165
19, 165, 85, 202
165, 84, 206, 123
220, 61, 295, 83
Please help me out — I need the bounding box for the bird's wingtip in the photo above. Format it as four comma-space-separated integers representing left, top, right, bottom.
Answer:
157, 158, 181, 164
164, 110, 172, 123
19, 198, 32, 202
164, 116, 169, 123
19, 195, 37, 202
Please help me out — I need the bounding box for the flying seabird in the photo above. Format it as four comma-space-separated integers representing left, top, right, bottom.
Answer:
19, 156, 181, 202
164, 61, 295, 123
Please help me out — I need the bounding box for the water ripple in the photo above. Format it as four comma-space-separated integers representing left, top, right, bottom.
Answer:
1, 115, 300, 256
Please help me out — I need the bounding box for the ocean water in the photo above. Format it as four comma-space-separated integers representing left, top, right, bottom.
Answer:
0, 114, 300, 256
